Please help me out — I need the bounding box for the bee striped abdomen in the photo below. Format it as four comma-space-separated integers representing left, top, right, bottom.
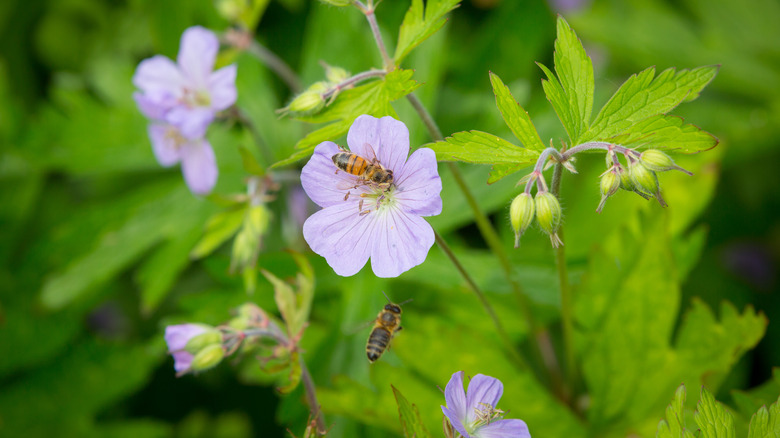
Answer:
333, 152, 368, 176
366, 326, 392, 363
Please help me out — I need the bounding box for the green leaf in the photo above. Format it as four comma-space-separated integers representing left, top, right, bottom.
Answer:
394, 0, 461, 65
487, 162, 527, 184
190, 206, 247, 260
748, 396, 780, 438
392, 385, 432, 438
608, 114, 719, 153
238, 144, 266, 176
549, 16, 594, 142
273, 69, 420, 167
428, 130, 540, 167
657, 384, 697, 438
695, 387, 736, 438
580, 66, 718, 143
488, 72, 546, 151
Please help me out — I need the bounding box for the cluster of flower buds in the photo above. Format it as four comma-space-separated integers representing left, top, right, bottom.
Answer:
599, 148, 692, 212
278, 63, 352, 116
510, 189, 563, 248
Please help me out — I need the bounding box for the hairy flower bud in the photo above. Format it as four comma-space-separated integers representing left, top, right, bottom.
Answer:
324, 65, 350, 84
190, 344, 225, 372
510, 193, 535, 248
640, 149, 693, 175
535, 192, 563, 247
184, 327, 223, 353
629, 161, 667, 206
597, 169, 621, 213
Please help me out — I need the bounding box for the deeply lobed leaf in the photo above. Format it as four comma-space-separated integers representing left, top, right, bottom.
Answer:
394, 0, 461, 65
489, 72, 546, 152
428, 130, 540, 166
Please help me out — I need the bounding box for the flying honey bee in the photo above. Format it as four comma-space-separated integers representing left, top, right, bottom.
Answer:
366, 293, 412, 363
332, 143, 394, 192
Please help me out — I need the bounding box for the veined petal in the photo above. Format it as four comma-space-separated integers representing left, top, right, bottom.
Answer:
177, 26, 219, 87
465, 375, 504, 424
394, 147, 442, 216
166, 106, 215, 140
209, 64, 238, 111
476, 419, 531, 438
301, 141, 370, 208
148, 123, 183, 167
181, 139, 218, 195
302, 202, 376, 277
443, 371, 469, 427
369, 208, 434, 278
347, 115, 410, 174
171, 350, 195, 373
133, 55, 184, 96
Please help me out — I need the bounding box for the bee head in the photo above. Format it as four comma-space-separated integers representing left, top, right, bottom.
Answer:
384, 304, 402, 314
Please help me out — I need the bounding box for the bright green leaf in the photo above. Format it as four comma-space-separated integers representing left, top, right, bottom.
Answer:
428, 130, 540, 167
190, 206, 247, 260
551, 16, 594, 142
657, 384, 697, 438
488, 72, 546, 151
580, 66, 718, 143
695, 387, 736, 438
392, 385, 432, 438
608, 114, 719, 153
487, 162, 526, 184
748, 396, 780, 438
394, 0, 461, 65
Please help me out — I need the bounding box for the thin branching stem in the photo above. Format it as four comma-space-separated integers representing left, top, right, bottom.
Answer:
358, 2, 395, 70
321, 69, 387, 100
434, 231, 528, 370
300, 360, 327, 433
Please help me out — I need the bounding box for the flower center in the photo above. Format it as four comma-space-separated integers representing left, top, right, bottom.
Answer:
353, 184, 397, 215
467, 403, 505, 433
182, 88, 211, 108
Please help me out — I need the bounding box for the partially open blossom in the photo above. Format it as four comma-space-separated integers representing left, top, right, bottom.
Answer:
441, 371, 531, 438
301, 115, 442, 278
148, 123, 218, 194
165, 323, 222, 375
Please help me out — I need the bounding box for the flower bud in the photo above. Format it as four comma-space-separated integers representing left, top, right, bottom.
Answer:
184, 328, 223, 353
324, 65, 350, 84
629, 161, 667, 206
597, 169, 621, 213
190, 344, 225, 373
640, 149, 693, 175
509, 193, 535, 248
287, 89, 325, 115
215, 0, 243, 22
534, 192, 562, 236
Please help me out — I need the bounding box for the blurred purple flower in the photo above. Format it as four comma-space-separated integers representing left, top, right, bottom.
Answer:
441, 371, 531, 438
164, 323, 209, 374
300, 115, 442, 278
148, 122, 217, 194
133, 26, 237, 140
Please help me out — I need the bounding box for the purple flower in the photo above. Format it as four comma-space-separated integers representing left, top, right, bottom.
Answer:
148, 122, 218, 194
133, 26, 237, 139
165, 324, 209, 374
300, 115, 442, 278
441, 371, 531, 438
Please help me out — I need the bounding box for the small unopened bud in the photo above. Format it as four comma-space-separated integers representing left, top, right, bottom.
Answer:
324, 65, 350, 84
510, 193, 535, 248
535, 192, 563, 247
640, 149, 693, 175
184, 328, 223, 354
215, 0, 242, 22
597, 169, 621, 213
629, 161, 667, 206
278, 82, 328, 117
190, 344, 225, 372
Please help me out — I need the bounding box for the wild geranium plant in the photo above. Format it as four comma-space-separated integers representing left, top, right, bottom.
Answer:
97, 1, 771, 437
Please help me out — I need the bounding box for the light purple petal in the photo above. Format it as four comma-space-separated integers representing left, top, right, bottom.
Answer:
134, 92, 176, 120
369, 208, 434, 277
166, 106, 215, 140
443, 371, 469, 426
394, 147, 442, 216
442, 406, 471, 438
465, 374, 504, 424
133, 55, 184, 96
148, 123, 183, 166
346, 115, 410, 174
177, 26, 218, 88
301, 141, 371, 208
165, 324, 208, 352
171, 350, 195, 373
302, 202, 376, 276
476, 419, 531, 438
209, 64, 237, 111
181, 139, 218, 195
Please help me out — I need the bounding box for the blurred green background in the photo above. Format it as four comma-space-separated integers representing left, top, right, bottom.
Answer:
0, 0, 778, 437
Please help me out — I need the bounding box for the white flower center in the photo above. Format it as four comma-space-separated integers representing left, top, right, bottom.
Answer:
351, 184, 397, 216
467, 403, 505, 434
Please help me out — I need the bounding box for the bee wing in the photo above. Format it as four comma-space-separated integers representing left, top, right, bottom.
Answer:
343, 319, 375, 336
363, 142, 379, 164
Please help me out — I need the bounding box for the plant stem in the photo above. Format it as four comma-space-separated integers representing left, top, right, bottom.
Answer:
550, 162, 576, 398
321, 69, 387, 100
246, 40, 303, 93
300, 360, 327, 433
434, 231, 528, 370
359, 3, 394, 70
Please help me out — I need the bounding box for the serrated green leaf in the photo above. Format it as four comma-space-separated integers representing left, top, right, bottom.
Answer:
552, 16, 594, 142
487, 162, 526, 184
428, 130, 540, 168
488, 72, 545, 151
608, 114, 719, 153
580, 66, 718, 143
695, 387, 736, 438
394, 0, 460, 65
277, 350, 302, 394
392, 385, 432, 438
748, 396, 780, 438
537, 62, 575, 142
190, 206, 247, 260
657, 384, 697, 438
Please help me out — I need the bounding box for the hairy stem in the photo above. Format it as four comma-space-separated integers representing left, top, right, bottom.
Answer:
357, 2, 394, 70
321, 69, 387, 100
550, 162, 576, 399
434, 231, 528, 370
246, 40, 303, 93
300, 360, 327, 432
